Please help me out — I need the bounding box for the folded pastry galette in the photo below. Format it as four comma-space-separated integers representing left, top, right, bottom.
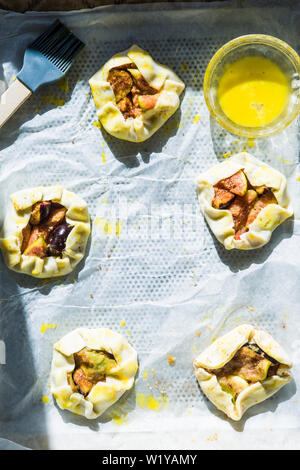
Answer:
0, 186, 90, 278
196, 152, 293, 250
50, 328, 138, 419
193, 324, 292, 421
89, 44, 185, 142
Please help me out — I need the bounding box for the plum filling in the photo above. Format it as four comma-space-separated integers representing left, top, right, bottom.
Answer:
211, 169, 278, 239
208, 343, 279, 402
68, 348, 116, 397
107, 63, 160, 119
21, 201, 74, 258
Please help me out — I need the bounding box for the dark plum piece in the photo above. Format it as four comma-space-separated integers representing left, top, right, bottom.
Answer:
30, 201, 52, 225
43, 207, 66, 230
48, 223, 74, 255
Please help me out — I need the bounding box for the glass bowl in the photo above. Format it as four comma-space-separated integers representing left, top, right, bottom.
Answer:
203, 34, 300, 138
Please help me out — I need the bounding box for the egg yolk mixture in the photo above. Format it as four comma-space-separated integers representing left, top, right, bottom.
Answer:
218, 57, 289, 127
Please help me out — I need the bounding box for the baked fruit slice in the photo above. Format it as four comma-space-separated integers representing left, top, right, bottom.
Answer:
89, 45, 185, 142
51, 328, 138, 419
213, 168, 278, 241
21, 201, 73, 258
194, 324, 292, 421
216, 170, 248, 196
68, 348, 116, 396
196, 152, 293, 250
0, 186, 90, 278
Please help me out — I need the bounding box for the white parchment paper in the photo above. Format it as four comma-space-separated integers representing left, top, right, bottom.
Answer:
0, 1, 300, 450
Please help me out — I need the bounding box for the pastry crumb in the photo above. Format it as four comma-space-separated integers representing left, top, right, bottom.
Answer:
168, 354, 176, 366
206, 433, 218, 442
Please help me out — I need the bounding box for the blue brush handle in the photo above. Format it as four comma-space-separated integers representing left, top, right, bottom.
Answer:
17, 48, 64, 92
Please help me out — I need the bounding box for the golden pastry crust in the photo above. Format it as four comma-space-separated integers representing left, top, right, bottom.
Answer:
196, 152, 293, 250
0, 186, 90, 278
50, 328, 138, 419
193, 324, 292, 421
89, 44, 185, 142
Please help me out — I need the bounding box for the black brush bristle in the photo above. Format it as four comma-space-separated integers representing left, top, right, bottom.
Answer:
30, 19, 84, 73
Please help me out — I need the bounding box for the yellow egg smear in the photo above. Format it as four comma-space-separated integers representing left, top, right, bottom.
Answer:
136, 392, 168, 411
218, 57, 289, 128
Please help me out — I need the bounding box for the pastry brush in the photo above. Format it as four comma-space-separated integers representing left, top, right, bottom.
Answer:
0, 19, 84, 128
